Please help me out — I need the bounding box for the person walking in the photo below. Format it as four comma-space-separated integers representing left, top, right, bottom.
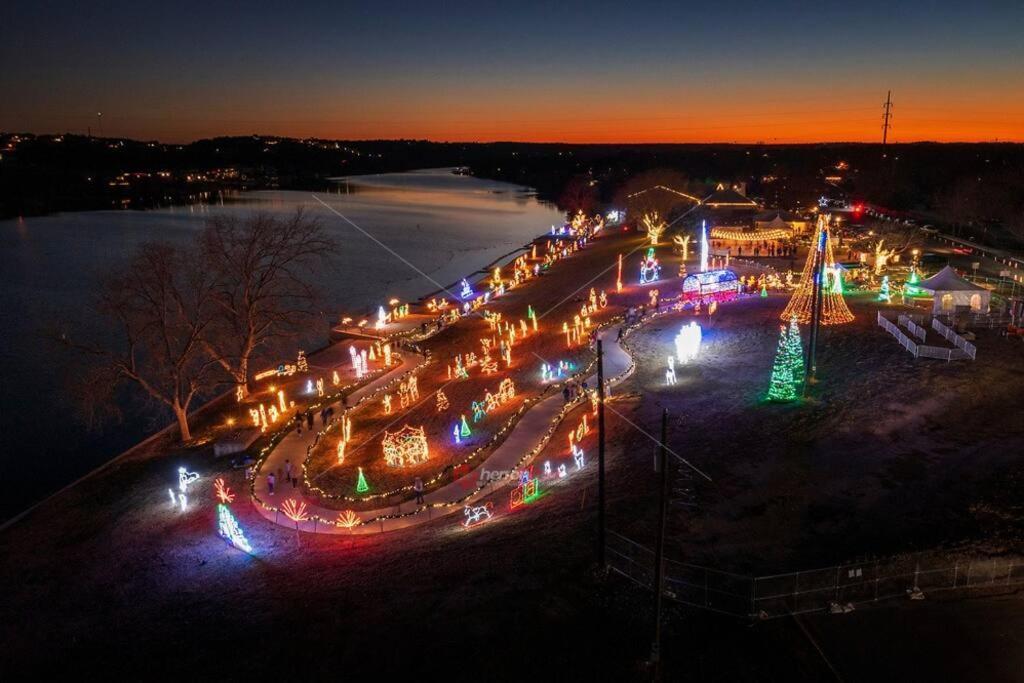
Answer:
284, 459, 292, 484
563, 385, 571, 404
267, 472, 276, 496
413, 477, 425, 505
616, 327, 624, 342
306, 411, 314, 431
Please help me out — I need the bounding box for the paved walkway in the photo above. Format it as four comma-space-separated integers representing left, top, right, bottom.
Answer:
251, 326, 634, 535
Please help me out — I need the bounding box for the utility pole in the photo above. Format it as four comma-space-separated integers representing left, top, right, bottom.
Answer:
596, 338, 606, 570
881, 91, 893, 146
650, 409, 670, 677
805, 221, 827, 393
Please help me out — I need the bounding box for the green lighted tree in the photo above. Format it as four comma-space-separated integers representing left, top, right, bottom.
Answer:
878, 275, 891, 302
785, 316, 805, 388
767, 326, 798, 402
355, 467, 370, 493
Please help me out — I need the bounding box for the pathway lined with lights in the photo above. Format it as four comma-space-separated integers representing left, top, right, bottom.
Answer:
251, 325, 633, 534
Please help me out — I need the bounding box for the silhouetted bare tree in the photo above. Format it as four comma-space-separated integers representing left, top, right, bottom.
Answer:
200, 209, 336, 397
63, 242, 220, 442
557, 175, 599, 218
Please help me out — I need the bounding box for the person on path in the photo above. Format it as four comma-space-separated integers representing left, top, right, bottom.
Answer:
563, 385, 571, 404
617, 327, 624, 342
306, 411, 314, 431
413, 477, 425, 505
284, 459, 292, 483
267, 472, 276, 496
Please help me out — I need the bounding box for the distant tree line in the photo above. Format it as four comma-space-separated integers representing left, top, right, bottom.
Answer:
4, 132, 1023, 244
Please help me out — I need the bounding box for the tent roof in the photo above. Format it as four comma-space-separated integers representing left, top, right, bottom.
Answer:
755, 209, 803, 222
918, 265, 987, 292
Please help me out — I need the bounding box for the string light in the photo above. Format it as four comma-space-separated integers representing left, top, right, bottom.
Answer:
178, 466, 198, 493
214, 478, 235, 504
217, 504, 253, 553
282, 498, 309, 523
639, 247, 661, 284
382, 425, 431, 468
781, 215, 854, 325
700, 220, 709, 273
674, 322, 702, 364
462, 503, 494, 529
336, 510, 362, 529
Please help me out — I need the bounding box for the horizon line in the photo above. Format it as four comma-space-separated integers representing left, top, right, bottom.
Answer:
4, 130, 1023, 147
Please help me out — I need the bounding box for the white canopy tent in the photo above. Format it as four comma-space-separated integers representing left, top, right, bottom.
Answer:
918, 265, 990, 313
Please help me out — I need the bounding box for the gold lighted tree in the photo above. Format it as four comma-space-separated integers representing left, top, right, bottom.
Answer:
781, 216, 854, 325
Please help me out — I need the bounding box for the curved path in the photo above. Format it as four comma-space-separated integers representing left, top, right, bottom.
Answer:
251, 325, 634, 534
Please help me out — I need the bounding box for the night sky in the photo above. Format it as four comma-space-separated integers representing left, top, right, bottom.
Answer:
2, 0, 1022, 143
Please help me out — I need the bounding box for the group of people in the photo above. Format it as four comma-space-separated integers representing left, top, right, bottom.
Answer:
295, 405, 336, 436
562, 378, 589, 404
712, 242, 796, 258
266, 458, 301, 496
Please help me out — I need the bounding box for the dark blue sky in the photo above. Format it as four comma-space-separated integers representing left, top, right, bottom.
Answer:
3, 0, 1022, 142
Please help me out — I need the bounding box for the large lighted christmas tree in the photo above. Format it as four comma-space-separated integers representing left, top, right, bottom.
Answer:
781, 216, 854, 325
767, 326, 798, 402
784, 316, 805, 387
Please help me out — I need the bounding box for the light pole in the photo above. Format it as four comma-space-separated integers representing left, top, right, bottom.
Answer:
597, 338, 606, 569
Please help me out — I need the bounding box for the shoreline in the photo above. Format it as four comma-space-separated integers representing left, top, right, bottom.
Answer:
0, 207, 566, 528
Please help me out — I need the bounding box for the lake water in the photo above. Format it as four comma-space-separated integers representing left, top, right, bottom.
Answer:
0, 169, 563, 520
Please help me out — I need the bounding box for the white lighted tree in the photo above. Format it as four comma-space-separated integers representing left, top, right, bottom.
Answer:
642, 212, 667, 245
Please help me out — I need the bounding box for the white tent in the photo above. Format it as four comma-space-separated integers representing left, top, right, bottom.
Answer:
918, 265, 990, 313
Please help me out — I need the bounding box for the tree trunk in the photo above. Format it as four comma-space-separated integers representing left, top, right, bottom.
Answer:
239, 355, 252, 397
173, 401, 192, 442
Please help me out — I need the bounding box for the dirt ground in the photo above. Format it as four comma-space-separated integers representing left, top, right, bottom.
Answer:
607, 291, 1024, 572
4, 227, 1024, 680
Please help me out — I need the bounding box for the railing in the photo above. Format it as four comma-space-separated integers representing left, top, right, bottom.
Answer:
931, 318, 977, 360
607, 530, 1024, 620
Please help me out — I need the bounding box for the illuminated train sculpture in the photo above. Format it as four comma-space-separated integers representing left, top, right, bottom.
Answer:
681, 269, 741, 306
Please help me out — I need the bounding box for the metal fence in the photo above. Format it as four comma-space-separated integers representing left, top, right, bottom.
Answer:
607, 531, 1024, 620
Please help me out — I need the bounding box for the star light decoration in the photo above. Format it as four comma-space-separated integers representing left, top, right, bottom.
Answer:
382, 425, 431, 468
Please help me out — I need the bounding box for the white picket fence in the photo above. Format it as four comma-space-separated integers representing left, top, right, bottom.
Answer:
931, 318, 978, 360
878, 312, 919, 355
877, 312, 976, 361
898, 314, 928, 342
